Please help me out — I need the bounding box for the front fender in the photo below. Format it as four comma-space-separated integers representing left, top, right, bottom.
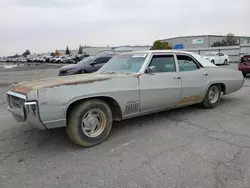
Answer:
64, 94, 121, 115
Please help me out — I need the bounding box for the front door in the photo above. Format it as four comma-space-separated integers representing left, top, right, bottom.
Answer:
176, 54, 209, 105
139, 54, 181, 112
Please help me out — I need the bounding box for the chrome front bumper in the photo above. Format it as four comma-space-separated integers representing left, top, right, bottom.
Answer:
7, 92, 46, 130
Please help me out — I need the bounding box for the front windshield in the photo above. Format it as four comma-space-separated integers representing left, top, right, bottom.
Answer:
77, 56, 95, 65
98, 53, 148, 73
204, 52, 216, 57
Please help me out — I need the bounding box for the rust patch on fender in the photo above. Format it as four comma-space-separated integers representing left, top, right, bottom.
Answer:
178, 95, 201, 105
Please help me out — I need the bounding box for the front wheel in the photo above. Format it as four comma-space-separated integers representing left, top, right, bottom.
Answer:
224, 59, 228, 64
211, 60, 215, 64
66, 99, 113, 147
201, 84, 221, 109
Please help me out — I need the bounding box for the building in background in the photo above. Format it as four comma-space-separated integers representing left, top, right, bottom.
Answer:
161, 35, 250, 49
59, 45, 151, 55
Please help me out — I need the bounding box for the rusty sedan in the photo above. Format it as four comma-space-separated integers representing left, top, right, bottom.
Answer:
6, 50, 244, 147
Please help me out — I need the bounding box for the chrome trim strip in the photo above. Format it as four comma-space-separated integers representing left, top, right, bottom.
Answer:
24, 102, 37, 106
44, 119, 66, 124
7, 91, 26, 100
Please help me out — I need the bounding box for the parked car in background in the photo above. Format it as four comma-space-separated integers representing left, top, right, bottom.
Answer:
58, 54, 114, 76
238, 54, 250, 77
7, 50, 244, 147
62, 56, 76, 64
18, 57, 27, 62
203, 52, 229, 65
70, 54, 89, 63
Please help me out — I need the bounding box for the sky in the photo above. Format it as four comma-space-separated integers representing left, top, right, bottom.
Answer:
0, 0, 249, 56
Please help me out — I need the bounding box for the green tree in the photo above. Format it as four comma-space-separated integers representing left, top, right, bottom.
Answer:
212, 33, 239, 47
78, 45, 84, 54
22, 49, 31, 57
150, 40, 172, 50
224, 33, 238, 46
65, 46, 71, 55
50, 52, 56, 57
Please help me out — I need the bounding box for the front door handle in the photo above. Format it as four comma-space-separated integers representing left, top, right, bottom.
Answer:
173, 76, 181, 79
202, 73, 208, 76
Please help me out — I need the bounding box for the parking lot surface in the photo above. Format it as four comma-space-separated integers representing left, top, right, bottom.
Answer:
0, 64, 250, 188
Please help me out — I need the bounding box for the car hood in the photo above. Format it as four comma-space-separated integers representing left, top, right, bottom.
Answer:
11, 73, 136, 94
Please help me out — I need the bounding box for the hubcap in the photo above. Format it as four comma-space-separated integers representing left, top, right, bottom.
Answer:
81, 109, 106, 138
208, 86, 220, 104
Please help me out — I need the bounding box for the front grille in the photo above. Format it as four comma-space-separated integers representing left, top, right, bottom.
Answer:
8, 95, 25, 115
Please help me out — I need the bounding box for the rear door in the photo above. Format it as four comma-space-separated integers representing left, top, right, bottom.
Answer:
176, 54, 209, 105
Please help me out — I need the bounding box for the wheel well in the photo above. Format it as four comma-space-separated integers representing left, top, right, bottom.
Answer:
211, 83, 226, 95
66, 96, 122, 122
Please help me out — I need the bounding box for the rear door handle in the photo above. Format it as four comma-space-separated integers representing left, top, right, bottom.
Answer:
173, 76, 181, 79
202, 73, 208, 76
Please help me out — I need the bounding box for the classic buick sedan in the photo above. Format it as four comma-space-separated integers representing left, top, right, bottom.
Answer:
7, 50, 244, 147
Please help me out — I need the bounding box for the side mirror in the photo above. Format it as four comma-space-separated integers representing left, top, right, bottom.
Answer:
146, 66, 156, 74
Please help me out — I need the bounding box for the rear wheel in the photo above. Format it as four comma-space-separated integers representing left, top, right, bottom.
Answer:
66, 99, 113, 147
201, 84, 221, 109
242, 72, 247, 77
211, 60, 215, 64
224, 59, 227, 64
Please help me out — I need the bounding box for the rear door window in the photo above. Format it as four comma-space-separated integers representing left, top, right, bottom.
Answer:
176, 55, 200, 72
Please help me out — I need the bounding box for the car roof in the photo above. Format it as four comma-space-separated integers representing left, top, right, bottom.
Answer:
116, 50, 197, 55
94, 54, 115, 58
115, 50, 217, 68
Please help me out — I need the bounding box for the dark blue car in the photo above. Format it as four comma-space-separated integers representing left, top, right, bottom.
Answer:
58, 54, 114, 76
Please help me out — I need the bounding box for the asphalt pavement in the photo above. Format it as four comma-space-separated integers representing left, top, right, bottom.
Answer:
0, 64, 250, 188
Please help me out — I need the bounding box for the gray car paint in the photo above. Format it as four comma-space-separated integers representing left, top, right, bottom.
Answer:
7, 50, 244, 129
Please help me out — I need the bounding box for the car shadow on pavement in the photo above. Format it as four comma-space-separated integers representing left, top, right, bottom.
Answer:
0, 96, 239, 157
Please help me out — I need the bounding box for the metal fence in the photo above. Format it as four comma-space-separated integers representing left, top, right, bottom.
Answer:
180, 44, 250, 62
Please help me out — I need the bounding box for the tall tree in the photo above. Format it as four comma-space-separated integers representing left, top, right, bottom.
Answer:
22, 49, 31, 57
66, 45, 71, 55
224, 33, 238, 46
55, 49, 61, 56
150, 40, 172, 50
212, 33, 239, 47
78, 45, 84, 54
